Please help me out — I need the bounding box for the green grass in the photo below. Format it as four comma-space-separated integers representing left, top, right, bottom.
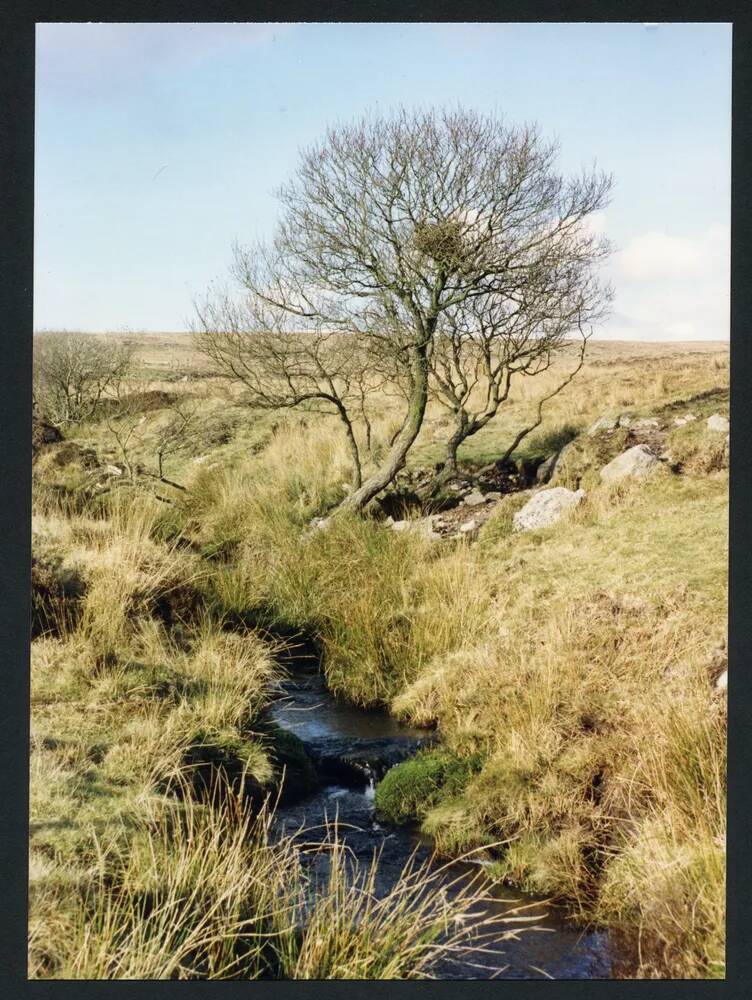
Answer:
374, 749, 484, 825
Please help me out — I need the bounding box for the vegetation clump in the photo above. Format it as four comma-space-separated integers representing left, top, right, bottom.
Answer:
374, 749, 484, 825
30, 324, 728, 978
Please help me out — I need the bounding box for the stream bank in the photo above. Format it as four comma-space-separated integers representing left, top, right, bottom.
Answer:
266, 655, 614, 980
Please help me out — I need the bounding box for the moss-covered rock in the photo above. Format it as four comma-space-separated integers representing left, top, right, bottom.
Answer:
374, 748, 483, 825
269, 726, 320, 803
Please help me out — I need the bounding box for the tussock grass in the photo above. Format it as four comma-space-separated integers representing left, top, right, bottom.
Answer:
31, 779, 513, 981
31, 338, 728, 979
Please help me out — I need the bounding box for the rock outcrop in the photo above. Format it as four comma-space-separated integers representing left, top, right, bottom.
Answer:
706, 413, 729, 433
600, 444, 659, 483
536, 441, 576, 484
513, 487, 585, 532
588, 414, 619, 436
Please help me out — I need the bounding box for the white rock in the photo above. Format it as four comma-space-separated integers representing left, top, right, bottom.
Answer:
459, 518, 478, 534
103, 465, 123, 476
617, 414, 633, 428
484, 491, 502, 502
512, 487, 585, 532
588, 414, 619, 436
674, 413, 697, 427
464, 490, 486, 507
707, 413, 729, 433
715, 669, 727, 692
630, 417, 660, 431
600, 444, 658, 484
391, 517, 439, 540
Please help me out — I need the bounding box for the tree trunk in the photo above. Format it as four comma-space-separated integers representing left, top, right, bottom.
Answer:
338, 345, 429, 513
335, 406, 363, 490
423, 414, 472, 496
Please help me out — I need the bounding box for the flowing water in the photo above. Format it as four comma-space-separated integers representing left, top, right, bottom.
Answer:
268, 661, 614, 980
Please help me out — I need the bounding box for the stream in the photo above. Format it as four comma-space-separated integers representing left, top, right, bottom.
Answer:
267, 658, 614, 980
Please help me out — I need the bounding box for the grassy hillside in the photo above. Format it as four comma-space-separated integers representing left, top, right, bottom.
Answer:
30, 335, 728, 979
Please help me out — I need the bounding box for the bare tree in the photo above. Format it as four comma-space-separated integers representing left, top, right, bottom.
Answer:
197, 108, 612, 512
101, 379, 202, 501
33, 332, 134, 427
193, 290, 389, 489
428, 262, 609, 488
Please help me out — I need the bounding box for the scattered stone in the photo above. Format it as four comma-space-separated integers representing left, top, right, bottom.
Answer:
630, 417, 660, 431
308, 516, 330, 532
512, 487, 585, 532
600, 444, 658, 483
706, 413, 729, 433
484, 491, 502, 502
673, 413, 697, 427
103, 465, 123, 477
588, 414, 619, 435
391, 517, 440, 540
463, 490, 486, 507
458, 518, 478, 534
715, 670, 728, 693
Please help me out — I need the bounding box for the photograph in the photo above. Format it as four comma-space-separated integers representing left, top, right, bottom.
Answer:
29, 20, 730, 980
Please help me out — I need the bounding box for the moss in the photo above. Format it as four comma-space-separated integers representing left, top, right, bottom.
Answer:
374, 749, 484, 825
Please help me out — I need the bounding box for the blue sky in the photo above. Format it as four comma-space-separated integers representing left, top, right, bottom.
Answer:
34, 22, 731, 339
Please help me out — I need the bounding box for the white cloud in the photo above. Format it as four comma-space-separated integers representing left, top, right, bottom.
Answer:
619, 224, 728, 281
620, 231, 703, 280
597, 223, 729, 341
582, 210, 608, 237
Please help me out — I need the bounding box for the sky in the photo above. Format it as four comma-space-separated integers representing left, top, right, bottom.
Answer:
34, 21, 732, 340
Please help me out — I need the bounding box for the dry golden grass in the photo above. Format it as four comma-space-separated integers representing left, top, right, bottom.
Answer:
30, 335, 728, 979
